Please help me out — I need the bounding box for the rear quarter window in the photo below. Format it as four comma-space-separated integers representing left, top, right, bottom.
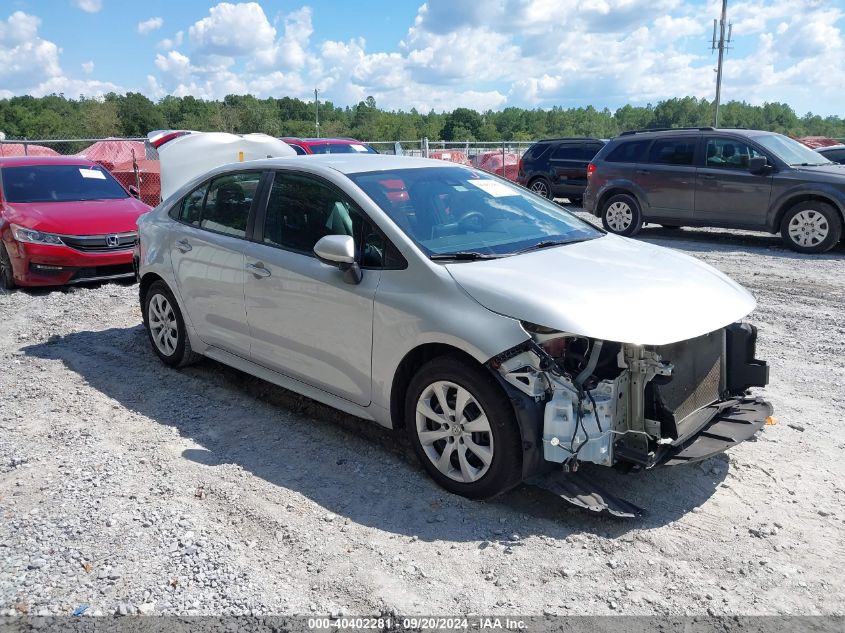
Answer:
604, 140, 650, 164
524, 143, 551, 161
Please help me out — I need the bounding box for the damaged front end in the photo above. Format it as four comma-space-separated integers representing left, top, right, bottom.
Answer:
489, 322, 771, 477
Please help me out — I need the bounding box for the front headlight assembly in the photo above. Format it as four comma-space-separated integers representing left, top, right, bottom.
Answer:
11, 224, 65, 246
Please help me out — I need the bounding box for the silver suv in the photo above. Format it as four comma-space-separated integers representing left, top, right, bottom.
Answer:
137, 154, 770, 506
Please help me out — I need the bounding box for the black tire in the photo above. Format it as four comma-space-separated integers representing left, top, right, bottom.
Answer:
529, 177, 553, 199
405, 355, 523, 500
601, 193, 643, 237
780, 201, 842, 254
143, 280, 201, 368
0, 241, 15, 290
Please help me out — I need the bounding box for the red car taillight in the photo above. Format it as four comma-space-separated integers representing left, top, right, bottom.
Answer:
586, 162, 597, 179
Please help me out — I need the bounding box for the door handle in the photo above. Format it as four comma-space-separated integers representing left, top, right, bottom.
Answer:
699, 174, 716, 180
175, 239, 192, 252
635, 169, 650, 175
246, 262, 271, 278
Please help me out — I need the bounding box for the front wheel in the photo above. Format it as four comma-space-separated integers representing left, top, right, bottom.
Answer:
406, 355, 522, 499
143, 280, 201, 367
601, 193, 642, 237
780, 201, 842, 253
0, 242, 15, 290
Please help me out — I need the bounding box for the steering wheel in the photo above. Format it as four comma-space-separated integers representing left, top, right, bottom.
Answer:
457, 210, 486, 231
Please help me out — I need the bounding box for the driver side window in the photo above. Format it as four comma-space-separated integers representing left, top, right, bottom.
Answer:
262, 172, 405, 269
705, 137, 763, 170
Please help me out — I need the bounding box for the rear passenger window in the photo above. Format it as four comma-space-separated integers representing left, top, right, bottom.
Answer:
648, 139, 696, 166
551, 145, 580, 160
605, 140, 650, 163
200, 172, 261, 238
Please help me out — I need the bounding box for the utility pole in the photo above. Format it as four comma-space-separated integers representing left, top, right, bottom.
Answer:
314, 88, 320, 138
711, 0, 732, 128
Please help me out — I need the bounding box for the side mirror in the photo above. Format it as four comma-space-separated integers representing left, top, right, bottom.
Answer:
128, 185, 141, 199
749, 156, 772, 175
313, 235, 362, 284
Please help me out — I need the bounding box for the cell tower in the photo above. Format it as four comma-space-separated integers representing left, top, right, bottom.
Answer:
711, 0, 733, 127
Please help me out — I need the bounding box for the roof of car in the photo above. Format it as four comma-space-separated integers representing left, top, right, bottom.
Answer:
0, 155, 99, 167
228, 153, 474, 175
281, 137, 368, 145
615, 127, 771, 139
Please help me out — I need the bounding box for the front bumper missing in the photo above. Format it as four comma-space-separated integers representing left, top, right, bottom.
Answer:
530, 396, 772, 518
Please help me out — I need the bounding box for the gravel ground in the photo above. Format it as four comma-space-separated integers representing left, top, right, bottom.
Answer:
1, 219, 844, 618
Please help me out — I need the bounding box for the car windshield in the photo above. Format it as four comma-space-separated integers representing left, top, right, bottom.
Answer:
755, 133, 832, 166
349, 166, 602, 258
308, 142, 377, 154
1, 164, 129, 203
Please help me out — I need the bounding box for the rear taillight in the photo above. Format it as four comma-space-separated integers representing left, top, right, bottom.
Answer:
587, 162, 597, 178
150, 130, 189, 149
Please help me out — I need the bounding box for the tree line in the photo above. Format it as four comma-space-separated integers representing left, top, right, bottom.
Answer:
1, 93, 843, 142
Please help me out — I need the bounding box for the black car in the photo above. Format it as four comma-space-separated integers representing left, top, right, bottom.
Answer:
584, 127, 845, 253
518, 138, 606, 205
816, 144, 845, 165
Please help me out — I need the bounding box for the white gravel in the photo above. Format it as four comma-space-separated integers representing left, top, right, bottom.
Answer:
1, 221, 844, 617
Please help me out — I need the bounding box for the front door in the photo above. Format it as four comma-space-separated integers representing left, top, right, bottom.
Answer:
169, 171, 263, 355
694, 136, 773, 227
242, 171, 380, 406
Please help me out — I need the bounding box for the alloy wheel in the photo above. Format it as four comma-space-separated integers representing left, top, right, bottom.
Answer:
605, 201, 633, 232
148, 293, 179, 356
530, 180, 550, 198
788, 209, 829, 248
415, 380, 494, 483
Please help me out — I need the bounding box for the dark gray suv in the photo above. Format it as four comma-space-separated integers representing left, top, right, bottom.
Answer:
584, 127, 845, 253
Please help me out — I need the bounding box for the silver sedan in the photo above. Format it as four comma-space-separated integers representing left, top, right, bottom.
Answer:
136, 154, 771, 502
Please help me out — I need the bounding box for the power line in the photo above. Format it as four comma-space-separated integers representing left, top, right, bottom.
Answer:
711, 0, 733, 128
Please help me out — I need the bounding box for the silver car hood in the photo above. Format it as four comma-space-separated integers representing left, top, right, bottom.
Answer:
445, 234, 756, 346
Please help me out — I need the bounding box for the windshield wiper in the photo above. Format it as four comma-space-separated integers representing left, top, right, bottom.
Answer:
514, 237, 593, 255
429, 251, 500, 261
791, 162, 830, 167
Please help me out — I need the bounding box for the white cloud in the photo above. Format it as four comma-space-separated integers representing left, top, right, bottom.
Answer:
188, 2, 276, 64
157, 30, 183, 51
138, 17, 163, 35
74, 0, 103, 13
0, 10, 121, 99
81, 60, 94, 73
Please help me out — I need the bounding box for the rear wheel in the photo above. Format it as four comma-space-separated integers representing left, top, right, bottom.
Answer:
143, 280, 201, 367
601, 193, 642, 237
406, 355, 522, 499
529, 177, 553, 199
0, 242, 15, 290
780, 201, 842, 253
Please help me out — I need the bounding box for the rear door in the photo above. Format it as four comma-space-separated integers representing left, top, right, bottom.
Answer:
241, 170, 383, 406
632, 136, 698, 221
693, 136, 773, 227
168, 171, 264, 355
549, 143, 586, 194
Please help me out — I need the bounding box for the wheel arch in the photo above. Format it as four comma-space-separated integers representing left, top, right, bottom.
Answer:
597, 185, 643, 216
139, 272, 166, 325
389, 343, 478, 431
389, 342, 548, 480
770, 192, 845, 232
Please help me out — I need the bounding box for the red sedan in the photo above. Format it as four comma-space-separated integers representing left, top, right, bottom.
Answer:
0, 156, 151, 288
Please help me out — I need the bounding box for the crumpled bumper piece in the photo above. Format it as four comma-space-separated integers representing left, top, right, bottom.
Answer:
660, 397, 772, 466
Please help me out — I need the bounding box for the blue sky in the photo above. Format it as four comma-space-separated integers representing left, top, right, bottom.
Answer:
1, 1, 843, 116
